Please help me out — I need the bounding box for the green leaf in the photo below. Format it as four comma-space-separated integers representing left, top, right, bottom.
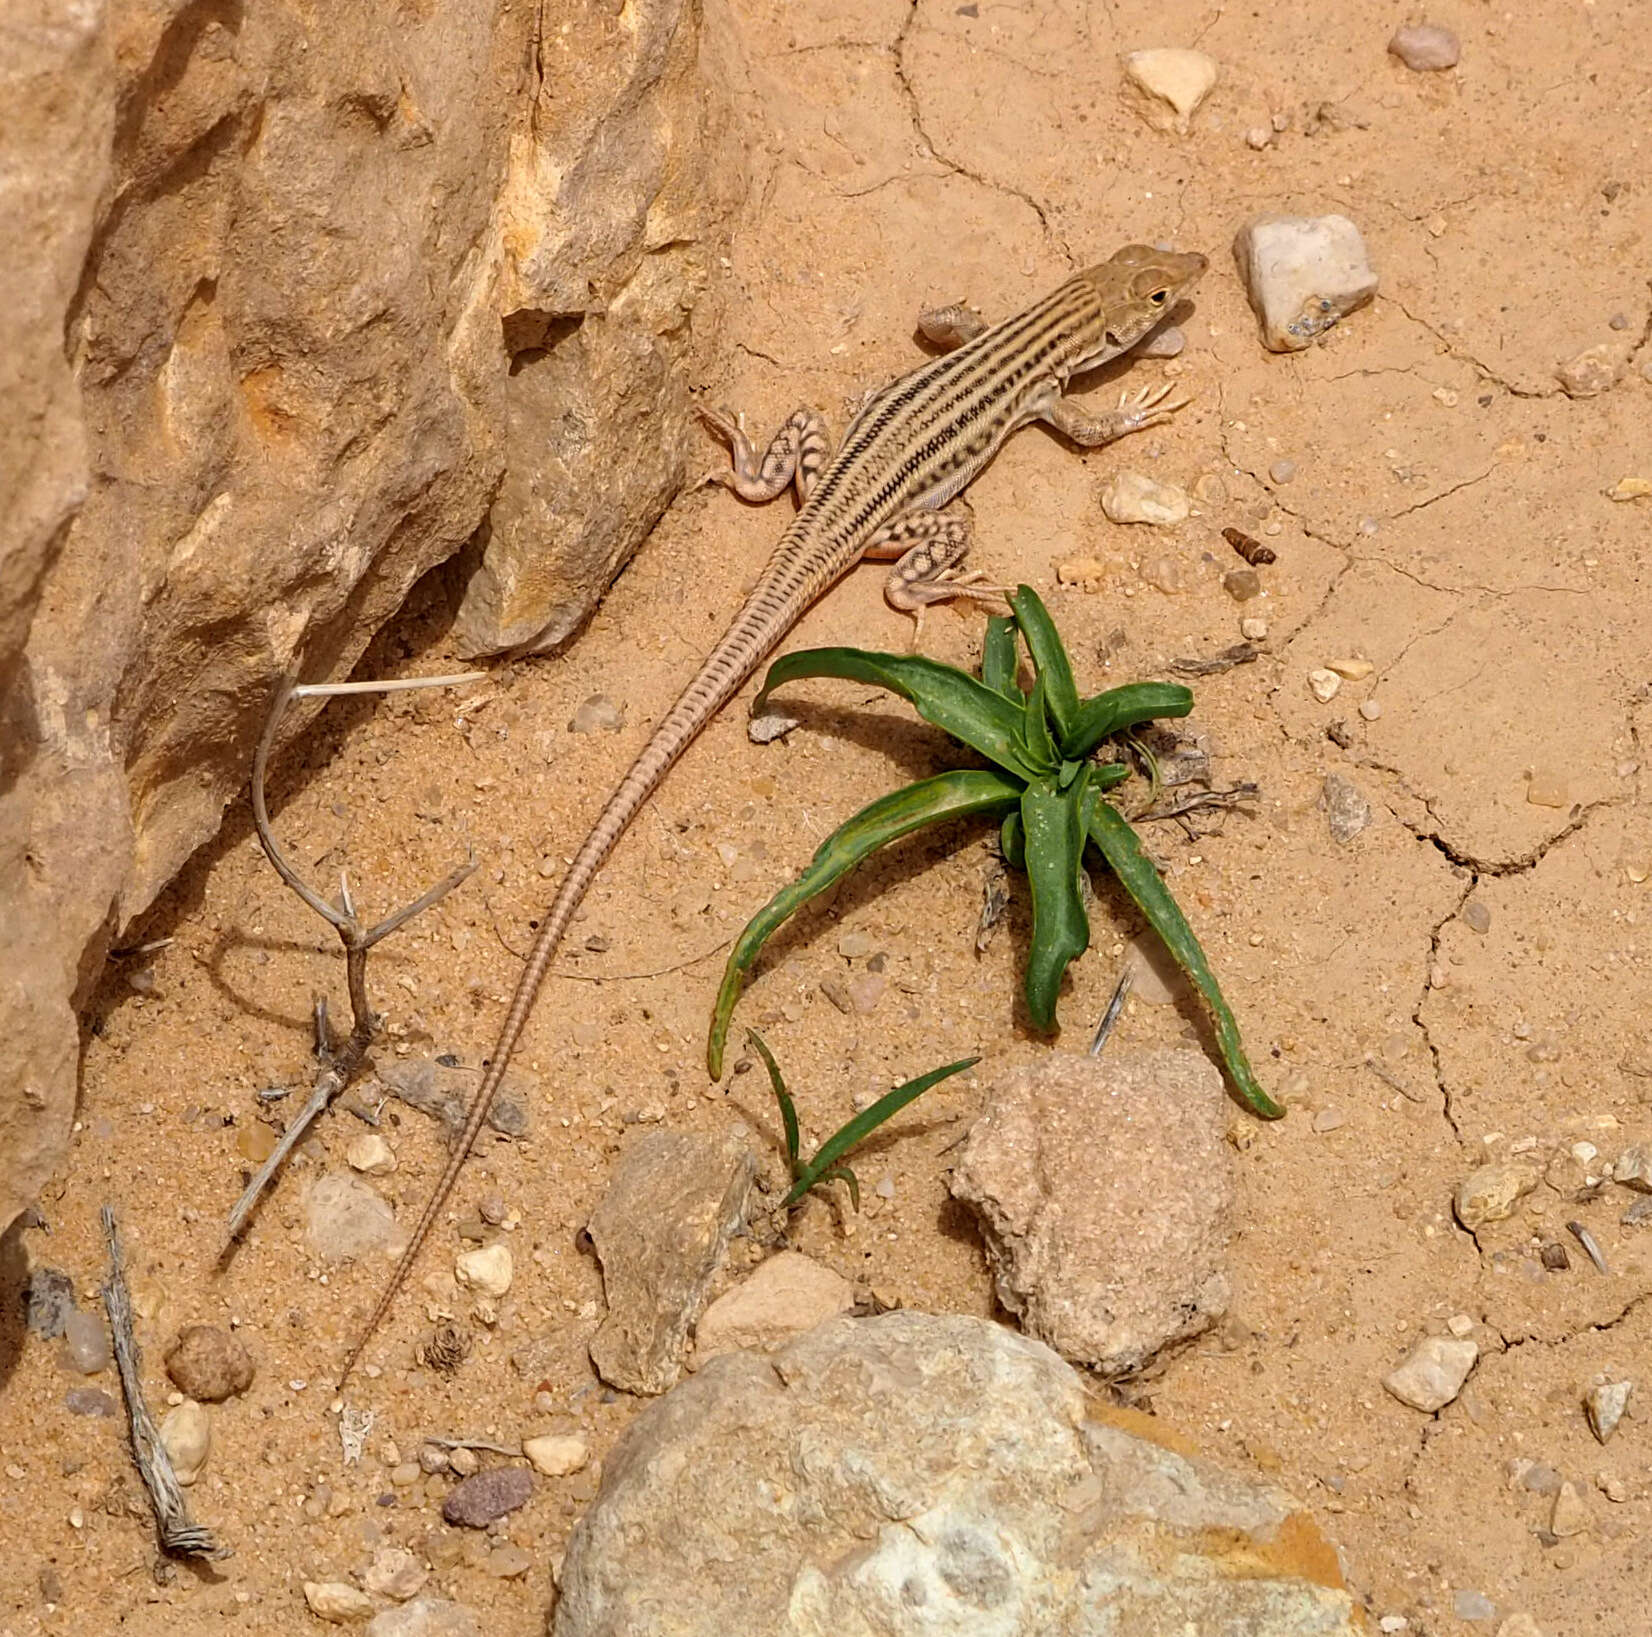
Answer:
1019, 675, 1058, 773
755, 647, 1040, 780
1000, 809, 1026, 871
708, 770, 1022, 1076
1093, 761, 1130, 791
819, 1165, 860, 1211
745, 1030, 800, 1176
1086, 801, 1284, 1120
980, 616, 1023, 702
1019, 769, 1093, 1030
1009, 585, 1079, 743
1064, 682, 1193, 762
782, 1056, 980, 1207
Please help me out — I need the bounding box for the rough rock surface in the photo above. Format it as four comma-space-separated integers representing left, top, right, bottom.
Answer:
692, 1250, 855, 1365
0, 0, 737, 1240
950, 1051, 1234, 1377
587, 1129, 756, 1394
555, 1312, 1362, 1636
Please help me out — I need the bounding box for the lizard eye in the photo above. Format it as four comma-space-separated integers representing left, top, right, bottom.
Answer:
1150, 288, 1168, 304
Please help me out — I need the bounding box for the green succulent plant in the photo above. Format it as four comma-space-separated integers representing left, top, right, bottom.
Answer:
707, 585, 1282, 1120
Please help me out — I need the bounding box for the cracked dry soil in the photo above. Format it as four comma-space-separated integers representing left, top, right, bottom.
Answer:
4, 1, 1650, 1633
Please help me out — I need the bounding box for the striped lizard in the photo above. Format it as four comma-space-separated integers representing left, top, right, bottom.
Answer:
341, 243, 1208, 1379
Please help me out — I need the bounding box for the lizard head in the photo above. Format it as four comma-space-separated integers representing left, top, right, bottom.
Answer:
1067, 244, 1208, 369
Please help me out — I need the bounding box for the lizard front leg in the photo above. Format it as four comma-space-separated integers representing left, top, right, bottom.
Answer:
698, 404, 833, 502
1038, 380, 1190, 447
917, 302, 989, 351
863, 506, 1011, 648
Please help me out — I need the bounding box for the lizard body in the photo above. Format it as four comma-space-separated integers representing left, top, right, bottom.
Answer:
341, 244, 1207, 1379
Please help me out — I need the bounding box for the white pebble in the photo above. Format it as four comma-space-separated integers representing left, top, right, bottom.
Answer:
364, 1546, 429, 1601
1308, 668, 1342, 703
1121, 48, 1218, 134
346, 1134, 396, 1176
1240, 616, 1269, 641
1100, 470, 1191, 527
455, 1243, 513, 1298
1388, 23, 1460, 71
1358, 699, 1383, 721
159, 1399, 211, 1485
522, 1432, 591, 1477
1326, 657, 1374, 680
1233, 214, 1379, 352
302, 1581, 375, 1623
1585, 1380, 1632, 1444
1383, 1336, 1477, 1412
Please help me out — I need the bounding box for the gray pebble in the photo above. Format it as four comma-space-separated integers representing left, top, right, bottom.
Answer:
1268, 458, 1298, 485
569, 695, 624, 734
748, 709, 800, 745
1586, 1379, 1632, 1444
1388, 23, 1460, 71
25, 1268, 75, 1339
1461, 899, 1491, 934
1223, 568, 1261, 602
1322, 774, 1372, 845
442, 1466, 534, 1528
1452, 1589, 1495, 1622
61, 1310, 111, 1374
65, 1387, 118, 1417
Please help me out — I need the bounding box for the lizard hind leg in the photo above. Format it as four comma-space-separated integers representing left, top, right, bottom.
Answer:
697, 403, 833, 503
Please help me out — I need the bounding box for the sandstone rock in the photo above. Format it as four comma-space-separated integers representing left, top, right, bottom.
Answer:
159, 1399, 212, 1486
1383, 1336, 1478, 1412
1121, 49, 1219, 135
950, 1052, 1234, 1377
1585, 1379, 1632, 1444
692, 1250, 855, 1365
587, 1130, 755, 1394
0, 0, 737, 1244
1233, 214, 1379, 352
304, 1581, 375, 1624
165, 1324, 254, 1402
555, 1312, 1364, 1636
305, 1173, 406, 1263
522, 1433, 590, 1477
454, 1244, 513, 1299
365, 1546, 429, 1602
1454, 1158, 1541, 1230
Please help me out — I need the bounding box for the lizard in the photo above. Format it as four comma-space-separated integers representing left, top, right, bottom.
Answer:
339, 243, 1208, 1381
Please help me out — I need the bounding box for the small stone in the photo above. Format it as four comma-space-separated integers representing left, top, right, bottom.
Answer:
165, 1325, 254, 1401
1540, 1242, 1570, 1271
159, 1399, 212, 1485
1550, 1479, 1589, 1537
447, 1446, 479, 1478
347, 1134, 397, 1175
1358, 698, 1383, 722
306, 1172, 407, 1262
61, 1309, 110, 1374
1268, 458, 1297, 485
1100, 470, 1191, 527
485, 1545, 532, 1579
1322, 774, 1372, 845
478, 1192, 508, 1225
1244, 125, 1272, 150
1234, 213, 1379, 351
65, 1386, 117, 1416
1056, 554, 1110, 587
366, 1547, 429, 1601
1494, 1618, 1544, 1637
1585, 1380, 1632, 1443
24, 1267, 76, 1339
1606, 477, 1652, 502
454, 1244, 513, 1298
391, 1461, 422, 1487
1121, 48, 1219, 134
378, 1058, 531, 1142
819, 976, 852, 1014
1388, 23, 1460, 70
304, 1581, 375, 1623
1446, 1312, 1475, 1338
1378, 1620, 1408, 1634
1525, 769, 1569, 808
1455, 1159, 1541, 1229
1383, 1336, 1477, 1411
694, 1250, 855, 1364
747, 708, 799, 745
365, 1600, 483, 1637
1555, 346, 1617, 398
1597, 1472, 1630, 1504
236, 1122, 278, 1163
1326, 657, 1374, 681
1311, 1109, 1345, 1134
837, 929, 875, 960
1519, 1462, 1562, 1495
1192, 473, 1228, 504
1453, 1590, 1496, 1623
1240, 616, 1269, 641
1133, 325, 1184, 359
1308, 668, 1342, 703
1612, 1145, 1652, 1191
523, 1433, 590, 1477
1138, 554, 1186, 594
569, 695, 623, 734
1462, 900, 1492, 934
847, 973, 886, 1015
1223, 568, 1261, 601
442, 1466, 534, 1528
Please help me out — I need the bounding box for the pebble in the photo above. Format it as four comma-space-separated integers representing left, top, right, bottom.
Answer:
1453, 1590, 1495, 1623
1455, 1159, 1541, 1229
1383, 1336, 1477, 1412
1462, 899, 1492, 934
1446, 1313, 1475, 1339
1525, 769, 1569, 809
1326, 657, 1374, 681
159, 1399, 212, 1485
1612, 1145, 1652, 1191
1540, 1242, 1570, 1271
569, 694, 624, 734
1223, 568, 1261, 602
1244, 125, 1272, 151
165, 1324, 254, 1402
65, 1386, 117, 1416
1358, 698, 1382, 722
747, 708, 799, 745
1494, 1618, 1543, 1637
306, 1172, 405, 1261
1597, 1472, 1630, 1504
364, 1600, 483, 1637
442, 1466, 534, 1528
837, 929, 875, 959
847, 973, 886, 1015
1379, 1619, 1408, 1634
1550, 1479, 1589, 1537
523, 1433, 591, 1477
1100, 470, 1191, 527
304, 1581, 375, 1623
24, 1267, 76, 1339
485, 1545, 532, 1579
236, 1122, 278, 1163
1121, 48, 1218, 134
1138, 554, 1186, 595
820, 976, 852, 1014
1311, 1109, 1346, 1134
1133, 325, 1184, 359
1233, 213, 1379, 352
1555, 346, 1617, 398
1388, 23, 1460, 70
347, 1134, 397, 1176
61, 1310, 110, 1374
365, 1546, 429, 1601
1056, 555, 1110, 588
1322, 774, 1372, 845
454, 1244, 513, 1298
1268, 459, 1297, 485
479, 1192, 508, 1225
694, 1251, 856, 1364
1606, 476, 1652, 502
1308, 668, 1342, 703
1585, 1380, 1632, 1444
447, 1446, 480, 1478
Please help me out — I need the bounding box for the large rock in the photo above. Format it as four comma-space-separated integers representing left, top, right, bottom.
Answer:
555, 1312, 1363, 1636
950, 1051, 1234, 1377
0, 0, 736, 1239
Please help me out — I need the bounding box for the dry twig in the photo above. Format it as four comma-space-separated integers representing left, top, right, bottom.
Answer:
222, 664, 481, 1245
1088, 966, 1134, 1058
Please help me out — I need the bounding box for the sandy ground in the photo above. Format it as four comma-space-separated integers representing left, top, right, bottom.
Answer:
4, 1, 1651, 1632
